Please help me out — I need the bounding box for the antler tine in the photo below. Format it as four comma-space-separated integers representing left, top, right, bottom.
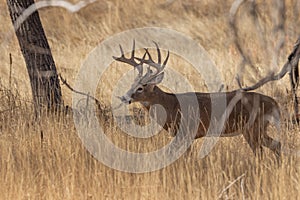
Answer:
113, 40, 143, 76
140, 51, 147, 62
136, 51, 147, 76
144, 48, 153, 61
163, 50, 169, 67
119, 44, 124, 56
131, 39, 135, 58
153, 41, 161, 64
112, 45, 125, 61
137, 43, 168, 75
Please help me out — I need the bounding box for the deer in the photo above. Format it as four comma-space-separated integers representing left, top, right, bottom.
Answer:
113, 41, 282, 160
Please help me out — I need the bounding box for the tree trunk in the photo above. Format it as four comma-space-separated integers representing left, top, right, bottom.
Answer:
7, 0, 62, 116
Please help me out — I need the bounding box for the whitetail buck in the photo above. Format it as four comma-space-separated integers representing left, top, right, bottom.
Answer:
113, 41, 281, 159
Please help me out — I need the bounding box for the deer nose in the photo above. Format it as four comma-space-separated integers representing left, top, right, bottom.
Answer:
120, 95, 132, 104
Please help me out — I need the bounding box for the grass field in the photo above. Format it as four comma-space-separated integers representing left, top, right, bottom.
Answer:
0, 0, 300, 199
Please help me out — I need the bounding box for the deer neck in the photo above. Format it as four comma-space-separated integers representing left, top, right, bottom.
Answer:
141, 86, 177, 110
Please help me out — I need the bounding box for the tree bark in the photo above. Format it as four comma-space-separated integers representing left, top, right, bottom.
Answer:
7, 0, 62, 116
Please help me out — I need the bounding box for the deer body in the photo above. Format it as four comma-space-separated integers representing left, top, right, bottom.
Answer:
139, 85, 280, 137
113, 41, 281, 159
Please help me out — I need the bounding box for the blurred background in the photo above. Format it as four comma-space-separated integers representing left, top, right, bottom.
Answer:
1, 0, 299, 105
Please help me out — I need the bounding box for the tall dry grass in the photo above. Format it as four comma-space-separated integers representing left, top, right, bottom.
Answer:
0, 0, 300, 199
0, 88, 299, 199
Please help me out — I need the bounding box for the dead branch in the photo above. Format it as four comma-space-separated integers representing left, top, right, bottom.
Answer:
237, 37, 300, 91
237, 37, 300, 121
229, 0, 259, 84
230, 0, 300, 121
230, 0, 287, 86
59, 74, 104, 113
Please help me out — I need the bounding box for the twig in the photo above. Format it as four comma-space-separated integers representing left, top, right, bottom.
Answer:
218, 173, 246, 199
241, 176, 245, 200
59, 74, 104, 112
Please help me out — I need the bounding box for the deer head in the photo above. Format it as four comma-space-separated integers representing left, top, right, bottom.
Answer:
113, 41, 169, 104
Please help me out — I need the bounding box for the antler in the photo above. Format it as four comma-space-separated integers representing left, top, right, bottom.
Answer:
113, 41, 169, 85
135, 42, 170, 84
136, 42, 170, 75
112, 40, 144, 76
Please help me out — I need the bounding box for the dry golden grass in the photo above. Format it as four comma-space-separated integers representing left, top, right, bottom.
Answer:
0, 0, 300, 199
0, 94, 299, 199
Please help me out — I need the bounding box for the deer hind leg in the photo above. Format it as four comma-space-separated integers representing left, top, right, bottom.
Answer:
261, 134, 281, 160
259, 106, 282, 163
244, 122, 281, 161
261, 114, 282, 161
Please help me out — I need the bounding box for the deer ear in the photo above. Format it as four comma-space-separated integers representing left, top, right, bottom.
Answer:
148, 72, 164, 85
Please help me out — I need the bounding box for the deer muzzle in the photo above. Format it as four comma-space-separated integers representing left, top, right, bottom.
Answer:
120, 94, 132, 104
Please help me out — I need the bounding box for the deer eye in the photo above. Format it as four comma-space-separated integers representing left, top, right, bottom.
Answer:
136, 87, 144, 93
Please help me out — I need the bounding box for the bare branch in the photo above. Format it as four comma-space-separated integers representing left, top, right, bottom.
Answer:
230, 0, 287, 88
59, 74, 104, 113
270, 0, 286, 71
229, 0, 257, 82
237, 36, 300, 122
238, 37, 300, 92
